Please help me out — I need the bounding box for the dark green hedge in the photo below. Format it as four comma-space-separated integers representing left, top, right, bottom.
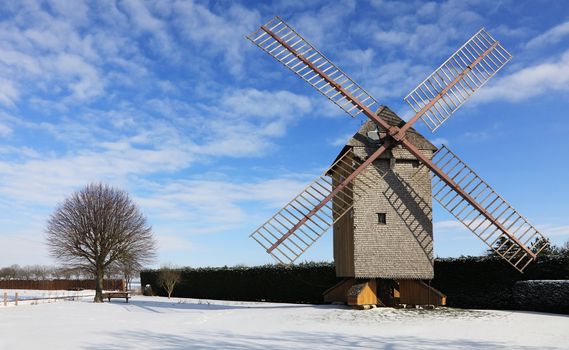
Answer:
513, 280, 569, 314
141, 262, 338, 304
141, 255, 569, 311
431, 255, 569, 311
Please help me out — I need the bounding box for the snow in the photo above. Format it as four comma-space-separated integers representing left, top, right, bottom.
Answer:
1, 295, 568, 349
0, 289, 94, 305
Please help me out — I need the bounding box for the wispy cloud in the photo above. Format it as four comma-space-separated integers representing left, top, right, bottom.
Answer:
476, 49, 569, 102
170, 1, 260, 77
538, 224, 569, 238
430, 138, 449, 147
525, 20, 569, 49
330, 132, 353, 147
0, 79, 20, 107
136, 177, 312, 230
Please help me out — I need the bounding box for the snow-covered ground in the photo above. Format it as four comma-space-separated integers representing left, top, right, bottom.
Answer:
1, 295, 568, 349
0, 289, 94, 306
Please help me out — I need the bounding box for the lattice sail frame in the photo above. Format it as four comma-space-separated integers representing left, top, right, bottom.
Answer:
247, 16, 381, 118
427, 146, 549, 272
404, 29, 512, 132
250, 149, 389, 264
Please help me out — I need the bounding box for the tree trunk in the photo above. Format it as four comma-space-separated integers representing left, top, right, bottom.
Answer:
94, 269, 104, 303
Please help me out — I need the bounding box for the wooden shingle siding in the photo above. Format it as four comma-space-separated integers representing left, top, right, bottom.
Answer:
332, 106, 436, 280
351, 152, 434, 279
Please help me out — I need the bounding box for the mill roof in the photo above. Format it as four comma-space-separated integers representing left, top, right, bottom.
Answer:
345, 105, 437, 151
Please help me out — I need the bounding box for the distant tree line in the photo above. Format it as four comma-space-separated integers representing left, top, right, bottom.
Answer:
0, 263, 140, 285
0, 265, 78, 280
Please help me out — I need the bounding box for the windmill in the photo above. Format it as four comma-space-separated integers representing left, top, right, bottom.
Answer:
246, 17, 549, 307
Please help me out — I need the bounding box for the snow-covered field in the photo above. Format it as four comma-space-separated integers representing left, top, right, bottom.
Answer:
0, 289, 94, 306
1, 295, 568, 349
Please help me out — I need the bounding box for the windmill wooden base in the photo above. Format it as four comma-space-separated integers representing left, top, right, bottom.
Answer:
323, 278, 446, 308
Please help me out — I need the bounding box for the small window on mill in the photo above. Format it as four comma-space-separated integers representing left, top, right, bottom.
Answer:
377, 213, 387, 225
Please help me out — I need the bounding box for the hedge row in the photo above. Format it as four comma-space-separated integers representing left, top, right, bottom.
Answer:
141, 262, 338, 304
431, 255, 569, 311
140, 255, 569, 312
513, 280, 569, 314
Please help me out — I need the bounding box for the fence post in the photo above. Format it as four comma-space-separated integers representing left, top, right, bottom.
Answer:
15, 292, 18, 306
3, 292, 6, 306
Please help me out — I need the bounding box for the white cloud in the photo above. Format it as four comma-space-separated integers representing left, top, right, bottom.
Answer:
46, 0, 89, 27
369, 1, 485, 57
221, 89, 311, 121
193, 88, 314, 157
156, 235, 195, 253
119, 0, 175, 57
476, 49, 569, 102
0, 79, 19, 107
430, 138, 449, 147
369, 0, 416, 15
525, 21, 569, 49
491, 24, 530, 40
121, 0, 164, 34
0, 87, 318, 209
52, 54, 104, 101
0, 47, 42, 74
291, 0, 356, 47
0, 145, 39, 158
170, 1, 260, 76
0, 123, 12, 136
330, 132, 353, 147
341, 48, 375, 67
538, 224, 569, 238
0, 140, 195, 206
364, 60, 431, 99
133, 176, 312, 237
434, 219, 465, 232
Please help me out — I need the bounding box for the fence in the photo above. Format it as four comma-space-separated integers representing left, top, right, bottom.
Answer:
0, 279, 124, 291
2, 290, 95, 307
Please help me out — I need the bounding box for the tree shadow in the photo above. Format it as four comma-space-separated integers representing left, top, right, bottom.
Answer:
84, 328, 557, 350
112, 297, 348, 313
500, 309, 569, 319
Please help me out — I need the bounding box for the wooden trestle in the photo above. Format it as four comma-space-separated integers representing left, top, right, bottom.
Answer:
323, 278, 446, 308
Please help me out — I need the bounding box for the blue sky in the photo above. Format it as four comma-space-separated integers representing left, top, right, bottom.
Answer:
0, 0, 568, 268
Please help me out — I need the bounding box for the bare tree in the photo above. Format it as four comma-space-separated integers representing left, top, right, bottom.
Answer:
46, 183, 156, 302
158, 265, 181, 299
115, 258, 142, 291
0, 265, 18, 280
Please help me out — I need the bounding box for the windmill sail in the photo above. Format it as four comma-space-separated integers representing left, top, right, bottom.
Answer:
247, 16, 381, 119
250, 148, 389, 264
429, 146, 548, 272
404, 29, 512, 132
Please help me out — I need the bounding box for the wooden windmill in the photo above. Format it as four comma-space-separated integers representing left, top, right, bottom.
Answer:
246, 17, 549, 307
